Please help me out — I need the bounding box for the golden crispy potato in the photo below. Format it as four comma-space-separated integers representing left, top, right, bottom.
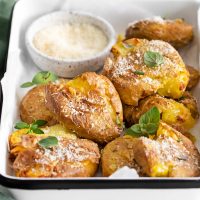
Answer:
12, 135, 100, 177
20, 85, 57, 126
101, 135, 139, 177
45, 72, 123, 144
125, 17, 193, 49
133, 122, 200, 177
103, 38, 189, 106
9, 124, 77, 156
124, 94, 197, 133
178, 91, 199, 119
102, 122, 200, 177
186, 65, 200, 90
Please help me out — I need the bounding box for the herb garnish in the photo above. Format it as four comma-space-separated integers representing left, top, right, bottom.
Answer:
144, 51, 164, 67
38, 136, 58, 149
134, 70, 144, 75
15, 120, 47, 134
126, 106, 160, 137
21, 71, 58, 88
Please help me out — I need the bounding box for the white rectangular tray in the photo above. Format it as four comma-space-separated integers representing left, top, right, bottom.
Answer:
1, 0, 200, 190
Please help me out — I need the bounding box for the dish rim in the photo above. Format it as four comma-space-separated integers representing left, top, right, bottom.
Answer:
1, 0, 200, 190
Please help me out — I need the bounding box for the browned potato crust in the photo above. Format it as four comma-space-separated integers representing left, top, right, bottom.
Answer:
20, 85, 57, 126
186, 65, 200, 90
45, 72, 123, 144
178, 91, 199, 119
123, 94, 198, 133
101, 135, 139, 177
12, 134, 100, 177
102, 122, 200, 177
133, 122, 200, 177
103, 38, 189, 106
125, 17, 193, 49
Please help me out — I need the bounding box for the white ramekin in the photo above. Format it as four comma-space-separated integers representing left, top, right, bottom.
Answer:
25, 11, 116, 78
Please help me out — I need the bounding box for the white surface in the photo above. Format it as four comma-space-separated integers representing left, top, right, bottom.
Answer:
9, 189, 200, 200
1, 0, 200, 198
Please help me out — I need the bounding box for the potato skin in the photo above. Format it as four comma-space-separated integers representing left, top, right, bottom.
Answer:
178, 91, 199, 119
12, 136, 100, 177
103, 38, 189, 106
45, 72, 123, 144
186, 65, 200, 90
123, 94, 197, 133
125, 18, 193, 49
101, 135, 138, 177
20, 85, 57, 126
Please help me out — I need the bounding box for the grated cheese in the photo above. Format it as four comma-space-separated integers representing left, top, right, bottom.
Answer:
33, 22, 108, 60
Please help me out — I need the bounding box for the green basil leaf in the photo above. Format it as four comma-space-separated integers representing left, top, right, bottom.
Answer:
32, 71, 58, 85
144, 51, 164, 67
139, 106, 160, 125
140, 123, 159, 135
126, 124, 142, 137
30, 124, 38, 130
134, 70, 144, 75
32, 128, 44, 135
20, 82, 35, 88
38, 136, 58, 148
14, 122, 30, 129
32, 120, 47, 127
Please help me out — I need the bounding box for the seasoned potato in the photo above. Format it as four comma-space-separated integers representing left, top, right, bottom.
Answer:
20, 85, 57, 126
133, 122, 200, 177
103, 38, 189, 106
124, 94, 198, 133
186, 65, 200, 90
102, 122, 200, 177
45, 72, 123, 144
101, 135, 139, 177
9, 124, 77, 156
125, 17, 193, 49
12, 135, 100, 177
178, 91, 199, 119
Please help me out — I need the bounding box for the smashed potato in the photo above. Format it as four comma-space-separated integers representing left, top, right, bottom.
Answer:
103, 38, 189, 106
45, 72, 123, 144
102, 122, 200, 177
20, 85, 57, 126
186, 65, 200, 90
124, 94, 198, 133
178, 91, 199, 119
101, 135, 139, 177
9, 124, 77, 156
134, 122, 200, 177
125, 17, 193, 49
13, 136, 100, 177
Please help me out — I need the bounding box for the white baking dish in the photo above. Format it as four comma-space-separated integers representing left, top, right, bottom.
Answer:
1, 0, 200, 199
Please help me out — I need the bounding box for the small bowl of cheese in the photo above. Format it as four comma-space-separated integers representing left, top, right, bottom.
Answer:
26, 11, 116, 78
